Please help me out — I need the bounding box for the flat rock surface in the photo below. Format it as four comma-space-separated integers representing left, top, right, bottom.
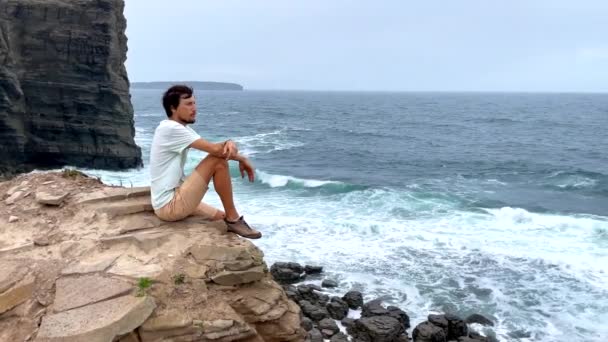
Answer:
54, 275, 133, 312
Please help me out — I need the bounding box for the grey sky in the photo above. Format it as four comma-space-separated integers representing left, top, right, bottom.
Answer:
124, 0, 608, 92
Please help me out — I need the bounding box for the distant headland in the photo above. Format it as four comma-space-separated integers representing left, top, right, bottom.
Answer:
131, 81, 244, 91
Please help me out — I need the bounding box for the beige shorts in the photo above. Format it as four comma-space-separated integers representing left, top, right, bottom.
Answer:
154, 170, 218, 222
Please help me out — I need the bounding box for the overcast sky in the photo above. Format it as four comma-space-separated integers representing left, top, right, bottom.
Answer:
124, 0, 608, 92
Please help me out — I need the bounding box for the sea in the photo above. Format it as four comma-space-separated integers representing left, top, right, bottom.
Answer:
80, 90, 607, 342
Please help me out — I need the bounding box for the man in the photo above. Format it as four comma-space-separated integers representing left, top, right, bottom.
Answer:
149, 85, 261, 239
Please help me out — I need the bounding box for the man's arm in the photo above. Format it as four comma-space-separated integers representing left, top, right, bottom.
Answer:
188, 138, 233, 158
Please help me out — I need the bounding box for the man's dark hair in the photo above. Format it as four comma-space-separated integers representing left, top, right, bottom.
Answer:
162, 85, 193, 117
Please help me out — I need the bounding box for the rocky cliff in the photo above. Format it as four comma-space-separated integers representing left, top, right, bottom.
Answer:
0, 171, 305, 341
0, 0, 142, 178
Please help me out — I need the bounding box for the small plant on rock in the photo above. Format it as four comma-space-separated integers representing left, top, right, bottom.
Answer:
61, 168, 82, 178
136, 277, 152, 296
173, 273, 185, 285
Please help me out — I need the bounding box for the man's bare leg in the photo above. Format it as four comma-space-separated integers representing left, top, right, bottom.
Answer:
193, 155, 240, 221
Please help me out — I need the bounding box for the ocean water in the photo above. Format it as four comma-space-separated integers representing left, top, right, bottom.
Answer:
83, 90, 608, 342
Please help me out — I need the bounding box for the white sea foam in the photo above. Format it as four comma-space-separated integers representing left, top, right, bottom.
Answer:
256, 170, 339, 188
233, 129, 304, 156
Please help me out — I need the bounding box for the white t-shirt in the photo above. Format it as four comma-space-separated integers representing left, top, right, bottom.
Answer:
149, 120, 201, 209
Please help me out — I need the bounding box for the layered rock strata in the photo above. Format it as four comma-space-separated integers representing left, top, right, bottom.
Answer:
0, 171, 305, 341
0, 0, 141, 178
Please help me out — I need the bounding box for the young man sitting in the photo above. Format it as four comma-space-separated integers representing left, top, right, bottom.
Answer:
149, 85, 261, 239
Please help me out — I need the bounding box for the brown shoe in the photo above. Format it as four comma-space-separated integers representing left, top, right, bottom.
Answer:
225, 216, 262, 239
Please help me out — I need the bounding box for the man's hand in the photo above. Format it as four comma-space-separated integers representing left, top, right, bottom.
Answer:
239, 158, 255, 182
222, 140, 238, 160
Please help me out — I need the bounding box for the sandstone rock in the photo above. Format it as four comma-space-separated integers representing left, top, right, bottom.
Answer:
5, 190, 23, 205
211, 265, 266, 286
0, 260, 28, 293
35, 191, 69, 206
53, 275, 133, 312
8, 215, 18, 223
0, 275, 35, 314
61, 254, 120, 275
36, 295, 155, 342
33, 235, 50, 246
0, 0, 142, 176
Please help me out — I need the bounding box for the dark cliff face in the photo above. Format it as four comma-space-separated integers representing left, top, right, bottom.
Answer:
0, 0, 142, 177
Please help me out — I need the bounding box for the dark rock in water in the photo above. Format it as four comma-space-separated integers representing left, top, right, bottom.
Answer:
319, 318, 339, 337
465, 314, 494, 327
327, 297, 349, 320
283, 284, 302, 303
305, 265, 323, 274
362, 299, 390, 317
445, 314, 468, 340
458, 337, 485, 342
307, 328, 323, 342
322, 279, 338, 288
342, 290, 364, 309
301, 317, 313, 331
428, 314, 448, 332
388, 306, 411, 330
507, 329, 532, 339
349, 316, 404, 342
300, 300, 330, 322
412, 321, 447, 342
297, 285, 321, 303
330, 332, 349, 342
318, 294, 330, 306
270, 262, 304, 284
467, 331, 490, 342
341, 317, 355, 328
0, 0, 141, 177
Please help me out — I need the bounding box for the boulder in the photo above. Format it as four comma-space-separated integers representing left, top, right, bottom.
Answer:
342, 290, 364, 309
318, 318, 340, 337
349, 316, 404, 342
299, 300, 329, 321
327, 297, 349, 320
322, 279, 338, 288
412, 321, 447, 342
465, 313, 494, 327
270, 262, 304, 284
304, 265, 323, 274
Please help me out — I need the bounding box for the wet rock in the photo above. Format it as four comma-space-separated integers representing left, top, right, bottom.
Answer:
349, 315, 403, 342
319, 318, 340, 337
467, 331, 490, 341
428, 314, 448, 333
445, 314, 468, 340
318, 294, 330, 306
507, 329, 532, 339
330, 332, 349, 342
270, 262, 304, 284
322, 279, 338, 288
465, 314, 494, 327
362, 299, 390, 317
412, 321, 446, 342
300, 300, 329, 321
307, 328, 323, 342
327, 297, 349, 320
301, 317, 313, 331
341, 317, 355, 328
388, 306, 411, 330
305, 265, 323, 274
283, 284, 302, 303
298, 284, 321, 303
342, 290, 364, 309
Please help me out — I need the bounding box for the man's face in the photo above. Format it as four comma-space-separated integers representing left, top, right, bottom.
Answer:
171, 95, 197, 124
